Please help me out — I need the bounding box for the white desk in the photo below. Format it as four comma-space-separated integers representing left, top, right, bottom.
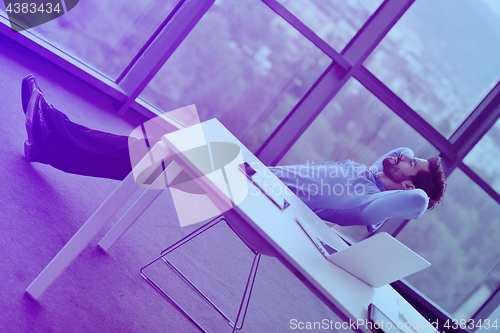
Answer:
26, 119, 433, 333
163, 119, 434, 333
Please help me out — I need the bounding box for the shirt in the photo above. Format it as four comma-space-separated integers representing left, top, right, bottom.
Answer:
269, 147, 429, 232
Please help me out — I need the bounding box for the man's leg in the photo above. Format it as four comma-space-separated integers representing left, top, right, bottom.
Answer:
23, 78, 137, 181
40, 102, 134, 180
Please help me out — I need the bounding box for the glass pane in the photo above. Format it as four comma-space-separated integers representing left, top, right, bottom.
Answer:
140, 0, 331, 153
279, 78, 437, 241
364, 0, 500, 138
276, 0, 383, 52
464, 119, 500, 194
397, 169, 500, 318
17, 0, 179, 79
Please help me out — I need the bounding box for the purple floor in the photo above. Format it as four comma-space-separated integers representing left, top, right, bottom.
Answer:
0, 35, 351, 332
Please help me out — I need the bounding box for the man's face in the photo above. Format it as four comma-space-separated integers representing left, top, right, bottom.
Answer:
382, 153, 430, 184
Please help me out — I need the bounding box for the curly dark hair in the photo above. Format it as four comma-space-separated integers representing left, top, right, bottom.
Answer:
409, 156, 447, 210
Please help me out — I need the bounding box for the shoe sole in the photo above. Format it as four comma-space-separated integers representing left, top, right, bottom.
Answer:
21, 74, 41, 114
24, 90, 41, 162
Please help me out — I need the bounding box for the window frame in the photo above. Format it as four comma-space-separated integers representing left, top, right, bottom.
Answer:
2, 0, 500, 328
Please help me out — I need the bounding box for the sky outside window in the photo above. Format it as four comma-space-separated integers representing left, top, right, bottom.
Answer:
397, 169, 500, 318
364, 0, 500, 138
280, 78, 437, 167
140, 0, 331, 153
464, 119, 500, 194
279, 78, 437, 242
276, 0, 383, 52
4, 0, 179, 80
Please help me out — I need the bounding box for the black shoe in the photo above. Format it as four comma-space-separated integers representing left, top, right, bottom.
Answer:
21, 74, 42, 115
24, 90, 51, 162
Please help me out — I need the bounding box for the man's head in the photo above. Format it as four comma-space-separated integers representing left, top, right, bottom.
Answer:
382, 153, 446, 209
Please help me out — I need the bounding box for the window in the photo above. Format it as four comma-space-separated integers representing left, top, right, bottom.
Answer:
8, 0, 179, 79
279, 78, 437, 241
140, 0, 330, 152
280, 78, 437, 166
397, 169, 500, 318
464, 119, 500, 194
364, 0, 500, 138
3, 0, 500, 323
276, 0, 383, 52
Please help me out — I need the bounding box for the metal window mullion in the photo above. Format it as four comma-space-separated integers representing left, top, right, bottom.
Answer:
391, 280, 469, 333
115, 0, 187, 84
255, 63, 349, 165
341, 0, 415, 65
354, 66, 455, 159
116, 0, 215, 115
459, 162, 500, 206
261, 0, 350, 70
256, 0, 414, 165
450, 87, 500, 328
448, 81, 500, 170
450, 80, 500, 145
0, 16, 127, 101
388, 123, 500, 324
470, 284, 500, 332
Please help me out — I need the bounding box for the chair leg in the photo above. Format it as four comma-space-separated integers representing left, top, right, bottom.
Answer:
140, 265, 210, 333
231, 252, 261, 332
162, 257, 235, 325
140, 216, 262, 332
140, 215, 224, 273
140, 215, 224, 333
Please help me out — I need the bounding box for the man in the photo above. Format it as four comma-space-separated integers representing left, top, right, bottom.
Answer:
22, 75, 446, 232
268, 148, 445, 232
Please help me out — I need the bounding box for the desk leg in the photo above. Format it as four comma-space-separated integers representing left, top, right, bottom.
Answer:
98, 160, 182, 252
98, 188, 164, 252
25, 174, 139, 301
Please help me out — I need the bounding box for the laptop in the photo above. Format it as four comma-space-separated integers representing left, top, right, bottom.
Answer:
295, 217, 431, 288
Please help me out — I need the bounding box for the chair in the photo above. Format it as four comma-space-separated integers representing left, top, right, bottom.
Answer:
140, 209, 276, 333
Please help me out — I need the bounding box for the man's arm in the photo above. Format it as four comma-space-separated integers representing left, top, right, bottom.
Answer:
360, 189, 429, 226
371, 147, 414, 173
314, 189, 428, 229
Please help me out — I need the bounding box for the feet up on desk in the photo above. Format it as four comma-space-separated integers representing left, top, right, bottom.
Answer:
24, 90, 52, 162
21, 74, 43, 114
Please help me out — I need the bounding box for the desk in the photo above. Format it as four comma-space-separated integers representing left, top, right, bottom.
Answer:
26, 119, 432, 333
163, 119, 433, 333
